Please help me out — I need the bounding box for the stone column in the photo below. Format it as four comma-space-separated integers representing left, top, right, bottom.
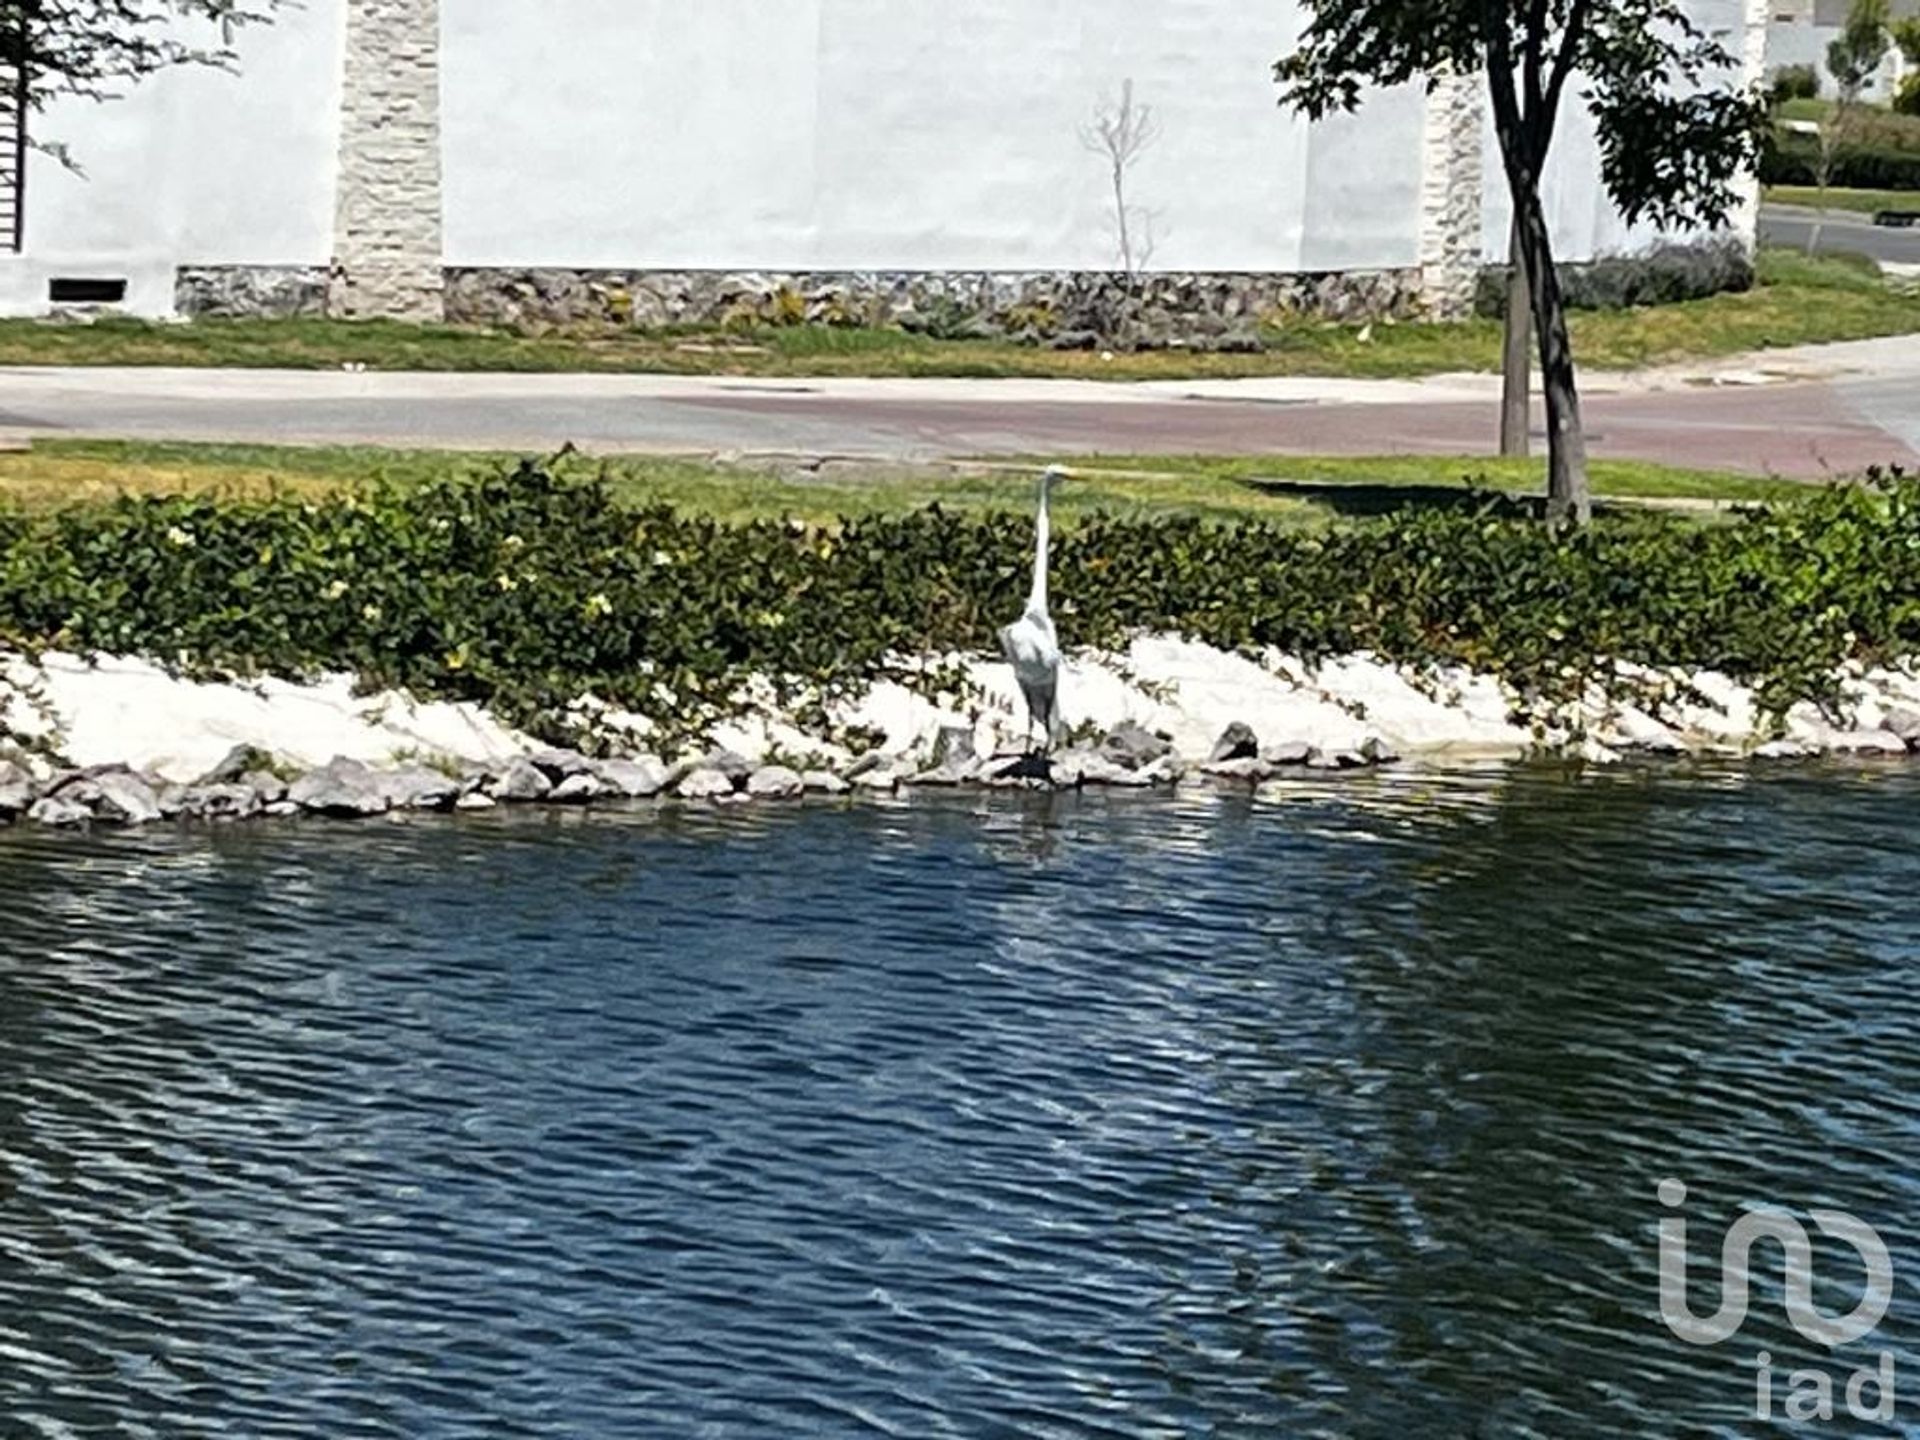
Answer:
1416, 66, 1487, 321
329, 0, 444, 321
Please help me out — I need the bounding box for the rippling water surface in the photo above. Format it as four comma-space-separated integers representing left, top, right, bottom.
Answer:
4, 766, 1919, 1438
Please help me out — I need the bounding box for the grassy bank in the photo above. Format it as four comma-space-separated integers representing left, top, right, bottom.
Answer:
0, 461, 1911, 749
0, 440, 1798, 524
0, 252, 1913, 382
1766, 185, 1920, 215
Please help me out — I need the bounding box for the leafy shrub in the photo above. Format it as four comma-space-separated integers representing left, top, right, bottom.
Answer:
1473, 241, 1754, 319
2, 464, 1918, 746
1763, 134, 1920, 190
1768, 64, 1821, 105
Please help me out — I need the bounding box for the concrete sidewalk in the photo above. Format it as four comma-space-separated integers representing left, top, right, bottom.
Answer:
1, 336, 1915, 477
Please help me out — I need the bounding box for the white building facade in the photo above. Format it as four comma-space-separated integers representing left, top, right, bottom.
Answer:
0, 0, 1771, 326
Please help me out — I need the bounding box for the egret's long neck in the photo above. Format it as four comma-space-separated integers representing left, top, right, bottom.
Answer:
1028, 477, 1051, 615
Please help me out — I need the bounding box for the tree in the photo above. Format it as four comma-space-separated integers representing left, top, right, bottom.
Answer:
2, 1, 283, 170
1276, 3, 1766, 525
1080, 79, 1162, 278
1895, 17, 1920, 116
1810, 0, 1892, 253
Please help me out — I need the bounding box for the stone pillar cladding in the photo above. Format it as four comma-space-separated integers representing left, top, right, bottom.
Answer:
1416, 66, 1487, 321
328, 0, 445, 321
1728, 0, 1773, 253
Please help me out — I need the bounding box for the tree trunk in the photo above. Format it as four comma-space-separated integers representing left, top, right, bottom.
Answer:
1512, 187, 1591, 525
1499, 215, 1531, 458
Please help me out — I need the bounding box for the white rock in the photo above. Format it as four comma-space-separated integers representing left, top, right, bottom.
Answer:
550, 772, 608, 804
677, 768, 737, 801
852, 768, 901, 794
92, 772, 164, 825
746, 765, 805, 800
28, 796, 90, 827
489, 758, 553, 802
1883, 707, 1920, 747
455, 791, 498, 811
289, 760, 390, 817
596, 758, 669, 798
5, 651, 531, 785
379, 766, 462, 811
1832, 729, 1909, 756
801, 770, 849, 794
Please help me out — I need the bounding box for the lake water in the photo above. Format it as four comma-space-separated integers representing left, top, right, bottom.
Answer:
3, 766, 1918, 1438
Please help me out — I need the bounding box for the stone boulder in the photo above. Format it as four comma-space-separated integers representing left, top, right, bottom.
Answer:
746, 765, 805, 800
91, 772, 164, 826
197, 744, 279, 787
677, 767, 737, 801
1053, 750, 1152, 788
701, 749, 755, 785
177, 783, 265, 821
596, 758, 670, 798
1100, 722, 1172, 770
526, 747, 595, 783
0, 761, 35, 817
802, 770, 849, 795
1209, 723, 1260, 764
1884, 707, 1920, 749
28, 795, 91, 827
380, 766, 462, 811
551, 772, 608, 804
289, 759, 391, 818
1832, 729, 1908, 757
241, 770, 289, 805
1263, 741, 1313, 767
489, 758, 554, 803
930, 725, 976, 769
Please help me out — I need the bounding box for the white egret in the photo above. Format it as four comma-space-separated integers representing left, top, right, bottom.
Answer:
998, 465, 1067, 754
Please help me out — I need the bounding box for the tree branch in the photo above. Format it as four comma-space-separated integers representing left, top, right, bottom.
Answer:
1544, 0, 1593, 122
1523, 0, 1549, 126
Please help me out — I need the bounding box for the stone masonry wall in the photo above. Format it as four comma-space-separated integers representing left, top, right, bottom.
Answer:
1416, 66, 1487, 321
329, 0, 445, 321
177, 266, 332, 318
440, 267, 1429, 344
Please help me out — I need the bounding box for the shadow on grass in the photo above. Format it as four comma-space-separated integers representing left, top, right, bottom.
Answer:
1234, 477, 1544, 519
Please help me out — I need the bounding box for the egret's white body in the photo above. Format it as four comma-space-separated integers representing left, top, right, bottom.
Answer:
999, 467, 1065, 752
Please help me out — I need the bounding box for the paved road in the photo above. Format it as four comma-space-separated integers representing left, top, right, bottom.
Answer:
2, 337, 1916, 480
1759, 203, 1920, 265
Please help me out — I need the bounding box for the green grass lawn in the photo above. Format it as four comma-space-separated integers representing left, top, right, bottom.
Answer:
1766, 184, 1920, 214
0, 439, 1805, 526
0, 250, 1914, 382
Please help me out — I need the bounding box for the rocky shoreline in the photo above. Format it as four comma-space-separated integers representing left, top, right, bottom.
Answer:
5, 638, 1920, 832
0, 721, 1404, 831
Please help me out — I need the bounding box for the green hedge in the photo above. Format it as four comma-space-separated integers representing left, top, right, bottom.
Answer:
1762, 135, 1920, 191
2, 464, 1918, 746
1474, 241, 1754, 319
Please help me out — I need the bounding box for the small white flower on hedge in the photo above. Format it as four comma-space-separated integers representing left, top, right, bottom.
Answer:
165, 526, 196, 548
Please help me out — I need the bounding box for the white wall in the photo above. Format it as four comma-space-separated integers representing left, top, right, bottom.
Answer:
0, 0, 343, 315
441, 0, 1426, 274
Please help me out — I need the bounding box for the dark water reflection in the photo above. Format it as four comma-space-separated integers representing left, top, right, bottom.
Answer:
2, 766, 1918, 1438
